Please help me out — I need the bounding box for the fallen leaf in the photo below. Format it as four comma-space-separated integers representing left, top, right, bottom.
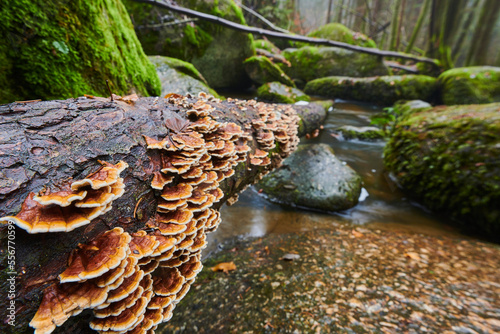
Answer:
352, 230, 364, 238
404, 252, 421, 261
211, 262, 236, 273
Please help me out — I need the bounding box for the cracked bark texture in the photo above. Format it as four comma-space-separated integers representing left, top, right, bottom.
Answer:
0, 96, 325, 333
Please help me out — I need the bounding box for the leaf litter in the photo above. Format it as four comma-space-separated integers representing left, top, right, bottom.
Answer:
159, 224, 500, 333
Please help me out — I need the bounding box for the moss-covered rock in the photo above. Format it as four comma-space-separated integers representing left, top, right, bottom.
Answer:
259, 143, 362, 212
384, 102, 500, 237
257, 82, 310, 104
300, 23, 377, 48
0, 0, 161, 104
279, 46, 389, 84
124, 0, 255, 89
438, 66, 500, 105
149, 56, 219, 97
305, 75, 437, 105
244, 56, 295, 87
253, 39, 280, 53
314, 99, 335, 112
335, 125, 385, 141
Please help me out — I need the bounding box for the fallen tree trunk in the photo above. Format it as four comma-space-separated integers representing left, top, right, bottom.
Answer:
132, 0, 440, 66
0, 95, 325, 334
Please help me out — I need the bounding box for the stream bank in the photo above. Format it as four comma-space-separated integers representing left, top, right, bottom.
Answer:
161, 224, 500, 334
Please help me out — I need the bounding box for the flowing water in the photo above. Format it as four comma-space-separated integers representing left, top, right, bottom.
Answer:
206, 101, 464, 254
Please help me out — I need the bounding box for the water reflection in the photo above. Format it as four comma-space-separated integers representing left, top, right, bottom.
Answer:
206, 101, 464, 254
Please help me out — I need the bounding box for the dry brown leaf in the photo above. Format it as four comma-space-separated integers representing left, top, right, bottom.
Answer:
211, 261, 236, 273
404, 252, 421, 261
352, 230, 364, 238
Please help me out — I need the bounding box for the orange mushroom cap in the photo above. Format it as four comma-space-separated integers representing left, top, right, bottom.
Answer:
152, 268, 185, 296
59, 227, 131, 283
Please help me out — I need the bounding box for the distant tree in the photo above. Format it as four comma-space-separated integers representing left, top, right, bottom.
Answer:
465, 0, 500, 66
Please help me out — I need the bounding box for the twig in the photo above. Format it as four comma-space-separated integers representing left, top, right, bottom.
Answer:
133, 197, 144, 219
235, 1, 290, 34
131, 0, 439, 66
106, 80, 113, 101
136, 18, 198, 29
167, 128, 181, 150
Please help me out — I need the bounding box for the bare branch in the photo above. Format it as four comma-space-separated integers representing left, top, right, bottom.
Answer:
235, 1, 291, 34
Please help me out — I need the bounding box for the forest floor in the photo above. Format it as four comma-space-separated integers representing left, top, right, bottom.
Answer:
161, 222, 500, 333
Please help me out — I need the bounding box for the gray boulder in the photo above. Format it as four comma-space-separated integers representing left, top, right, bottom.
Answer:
258, 144, 362, 212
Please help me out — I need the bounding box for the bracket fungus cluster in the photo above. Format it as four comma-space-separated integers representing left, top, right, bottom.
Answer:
3, 92, 302, 333
0, 161, 127, 233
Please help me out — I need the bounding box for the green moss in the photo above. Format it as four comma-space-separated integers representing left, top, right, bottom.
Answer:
0, 0, 160, 104
336, 125, 385, 141
149, 55, 208, 84
384, 103, 500, 237
299, 23, 377, 48
304, 75, 438, 106
438, 66, 500, 105
253, 39, 279, 53
279, 46, 389, 83
243, 56, 295, 87
148, 55, 220, 97
257, 82, 310, 104
124, 0, 255, 89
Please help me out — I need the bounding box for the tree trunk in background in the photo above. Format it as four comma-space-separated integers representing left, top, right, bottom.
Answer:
336, 0, 345, 23
452, 0, 481, 64
427, 0, 467, 68
0, 96, 326, 334
353, 0, 365, 32
389, 0, 402, 50
465, 0, 500, 66
364, 0, 372, 35
370, 0, 383, 36
327, 0, 334, 24
395, 0, 406, 51
405, 0, 431, 54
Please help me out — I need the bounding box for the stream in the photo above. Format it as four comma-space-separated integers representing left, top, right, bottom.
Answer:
206, 100, 463, 255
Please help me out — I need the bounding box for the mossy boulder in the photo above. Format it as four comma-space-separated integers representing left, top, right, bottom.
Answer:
335, 125, 385, 141
124, 0, 255, 89
438, 66, 500, 105
149, 56, 219, 97
259, 143, 362, 212
253, 39, 280, 53
244, 56, 295, 87
300, 23, 377, 48
0, 0, 161, 104
384, 102, 500, 237
257, 82, 310, 104
305, 75, 437, 105
279, 46, 389, 84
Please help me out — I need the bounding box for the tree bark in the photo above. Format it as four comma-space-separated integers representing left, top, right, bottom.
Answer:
389, 0, 402, 51
404, 0, 431, 54
465, 0, 500, 66
0, 96, 325, 334
131, 0, 439, 66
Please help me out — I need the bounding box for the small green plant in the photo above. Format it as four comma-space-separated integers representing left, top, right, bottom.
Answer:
370, 107, 396, 133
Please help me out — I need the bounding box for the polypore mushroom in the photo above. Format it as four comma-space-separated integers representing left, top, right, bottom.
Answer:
59, 227, 131, 283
